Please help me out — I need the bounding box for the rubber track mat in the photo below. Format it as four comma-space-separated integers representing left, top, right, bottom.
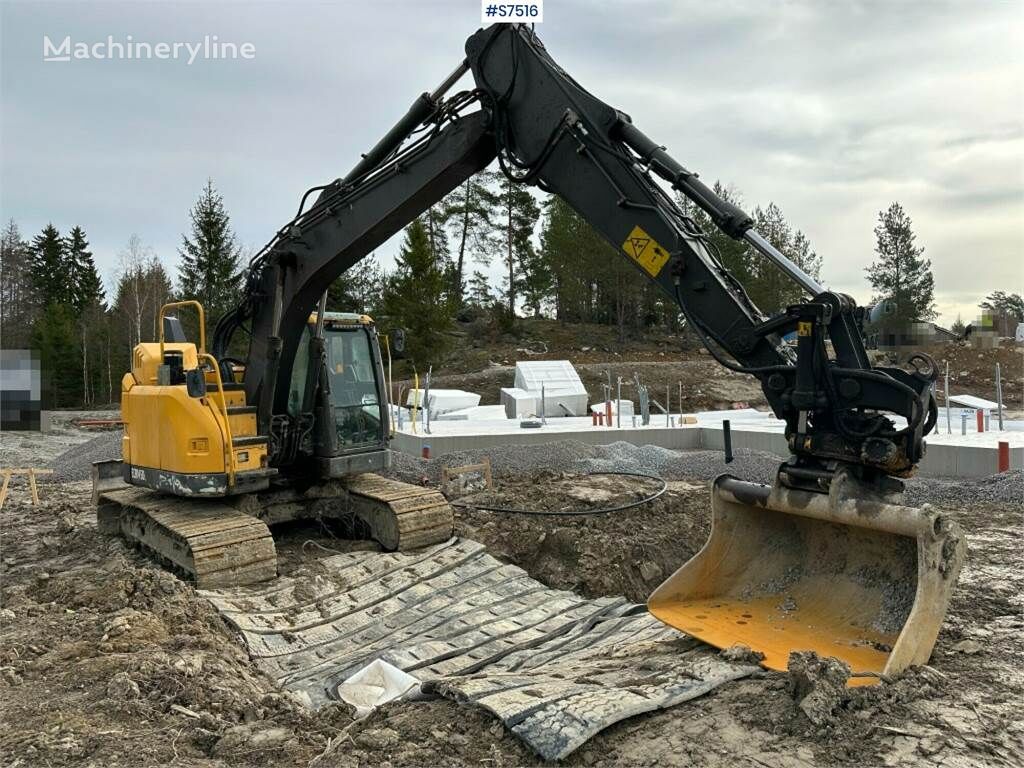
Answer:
202, 538, 755, 760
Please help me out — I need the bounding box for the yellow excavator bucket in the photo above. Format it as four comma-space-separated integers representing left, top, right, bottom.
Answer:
649, 469, 965, 685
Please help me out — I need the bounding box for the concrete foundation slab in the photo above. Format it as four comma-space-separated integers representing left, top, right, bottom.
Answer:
392, 409, 1024, 479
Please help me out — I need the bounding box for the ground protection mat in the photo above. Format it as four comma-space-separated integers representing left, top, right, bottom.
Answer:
202, 538, 755, 760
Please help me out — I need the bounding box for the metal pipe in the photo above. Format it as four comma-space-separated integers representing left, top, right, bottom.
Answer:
944, 362, 951, 434
666, 385, 670, 427
616, 376, 622, 429
429, 59, 470, 102
541, 382, 547, 426
424, 365, 432, 435
742, 230, 825, 296
996, 362, 1004, 430
723, 419, 733, 464
314, 291, 328, 337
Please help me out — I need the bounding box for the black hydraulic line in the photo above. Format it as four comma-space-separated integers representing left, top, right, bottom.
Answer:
449, 472, 668, 516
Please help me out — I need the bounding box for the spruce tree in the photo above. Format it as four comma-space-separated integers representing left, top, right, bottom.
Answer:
30, 224, 71, 307
377, 219, 454, 365
178, 180, 243, 331
865, 202, 935, 322
62, 226, 106, 405
64, 226, 104, 312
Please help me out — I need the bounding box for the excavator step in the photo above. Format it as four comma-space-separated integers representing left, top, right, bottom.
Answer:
225, 405, 258, 437
232, 435, 269, 448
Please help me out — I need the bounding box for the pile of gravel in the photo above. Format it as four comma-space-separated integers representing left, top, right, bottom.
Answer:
904, 470, 1024, 507
48, 432, 121, 481
577, 441, 779, 483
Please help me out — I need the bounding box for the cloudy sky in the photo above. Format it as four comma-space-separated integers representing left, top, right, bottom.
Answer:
2, 0, 1021, 326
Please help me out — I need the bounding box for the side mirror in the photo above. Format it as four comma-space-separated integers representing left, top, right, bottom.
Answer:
185, 368, 207, 398
391, 328, 407, 359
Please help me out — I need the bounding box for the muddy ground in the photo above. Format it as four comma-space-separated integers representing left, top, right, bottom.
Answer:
1, 433, 1022, 766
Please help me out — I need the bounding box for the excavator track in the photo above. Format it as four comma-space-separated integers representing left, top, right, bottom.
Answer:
97, 487, 278, 589
342, 473, 455, 551
95, 472, 454, 589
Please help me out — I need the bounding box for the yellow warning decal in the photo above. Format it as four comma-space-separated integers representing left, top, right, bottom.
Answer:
621, 225, 670, 277
797, 321, 812, 337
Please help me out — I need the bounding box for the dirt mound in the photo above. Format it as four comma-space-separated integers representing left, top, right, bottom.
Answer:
0, 484, 352, 767
455, 474, 710, 603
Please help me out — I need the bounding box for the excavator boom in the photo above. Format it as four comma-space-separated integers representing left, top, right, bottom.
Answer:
192, 24, 962, 678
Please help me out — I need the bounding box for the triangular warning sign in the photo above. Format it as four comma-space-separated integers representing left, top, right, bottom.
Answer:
629, 237, 650, 258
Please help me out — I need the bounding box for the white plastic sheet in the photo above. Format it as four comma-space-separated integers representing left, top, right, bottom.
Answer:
335, 659, 422, 719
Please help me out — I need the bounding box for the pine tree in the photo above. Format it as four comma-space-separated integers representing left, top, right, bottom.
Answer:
676, 182, 753, 288
327, 253, 385, 315
980, 291, 1024, 321
465, 270, 496, 309
495, 177, 540, 322
443, 174, 500, 303
865, 202, 935, 322
519, 240, 552, 318
378, 219, 455, 365
178, 180, 243, 331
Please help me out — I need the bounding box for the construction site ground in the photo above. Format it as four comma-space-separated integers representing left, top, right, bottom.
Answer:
1, 407, 1022, 767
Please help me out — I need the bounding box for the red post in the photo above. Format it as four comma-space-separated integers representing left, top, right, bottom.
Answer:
597, 413, 603, 426
591, 411, 598, 426
605, 400, 612, 427
998, 441, 1010, 473
976, 410, 984, 433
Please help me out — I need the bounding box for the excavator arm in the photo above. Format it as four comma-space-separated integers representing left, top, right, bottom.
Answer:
216, 23, 936, 488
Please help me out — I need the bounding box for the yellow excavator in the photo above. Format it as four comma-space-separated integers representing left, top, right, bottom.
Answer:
94, 23, 964, 682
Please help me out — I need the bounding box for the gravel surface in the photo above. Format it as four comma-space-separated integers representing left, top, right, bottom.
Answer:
44, 427, 1022, 508
389, 439, 1024, 508
903, 470, 1024, 507
47, 432, 122, 482
387, 439, 780, 486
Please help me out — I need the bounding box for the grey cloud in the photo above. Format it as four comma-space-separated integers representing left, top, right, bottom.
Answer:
1, 0, 1021, 327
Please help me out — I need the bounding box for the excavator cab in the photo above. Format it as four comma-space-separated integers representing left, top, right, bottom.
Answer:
288, 312, 391, 477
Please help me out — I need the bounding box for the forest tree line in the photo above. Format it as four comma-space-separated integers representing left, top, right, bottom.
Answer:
2, 171, 957, 407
